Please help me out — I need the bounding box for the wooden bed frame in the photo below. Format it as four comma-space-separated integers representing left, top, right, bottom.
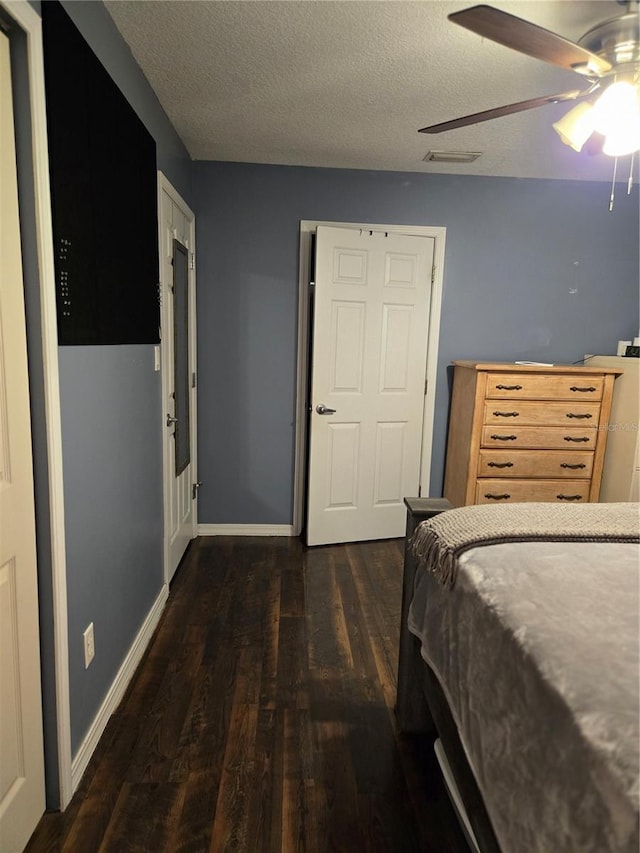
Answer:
396, 498, 501, 853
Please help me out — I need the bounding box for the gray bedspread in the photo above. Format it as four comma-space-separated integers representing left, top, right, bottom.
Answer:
408, 540, 640, 853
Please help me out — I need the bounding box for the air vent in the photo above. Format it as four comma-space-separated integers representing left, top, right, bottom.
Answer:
423, 150, 482, 163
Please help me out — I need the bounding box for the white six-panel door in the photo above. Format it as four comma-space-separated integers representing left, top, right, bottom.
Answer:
159, 177, 197, 583
306, 226, 434, 546
0, 29, 46, 851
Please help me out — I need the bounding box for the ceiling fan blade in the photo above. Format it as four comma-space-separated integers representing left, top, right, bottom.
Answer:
419, 89, 589, 134
449, 5, 612, 77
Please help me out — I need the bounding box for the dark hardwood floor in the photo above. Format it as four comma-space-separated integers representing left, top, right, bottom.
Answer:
26, 536, 469, 852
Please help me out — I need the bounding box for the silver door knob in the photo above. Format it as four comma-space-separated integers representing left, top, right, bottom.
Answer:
166, 413, 178, 426
316, 403, 336, 415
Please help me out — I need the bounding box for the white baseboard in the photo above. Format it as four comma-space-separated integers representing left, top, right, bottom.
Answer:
70, 584, 168, 793
198, 523, 296, 537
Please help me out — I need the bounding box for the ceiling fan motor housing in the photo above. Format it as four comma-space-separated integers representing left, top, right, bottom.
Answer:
577, 11, 640, 76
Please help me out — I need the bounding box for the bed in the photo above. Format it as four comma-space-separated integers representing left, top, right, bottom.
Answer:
396, 498, 640, 853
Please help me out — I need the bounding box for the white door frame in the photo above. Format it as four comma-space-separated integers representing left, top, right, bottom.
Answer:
157, 172, 198, 585
293, 220, 446, 537
1, 0, 73, 807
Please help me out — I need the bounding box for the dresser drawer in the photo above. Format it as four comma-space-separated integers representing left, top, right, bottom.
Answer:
484, 400, 601, 427
475, 479, 591, 504
485, 373, 604, 401
481, 426, 597, 449
478, 449, 594, 479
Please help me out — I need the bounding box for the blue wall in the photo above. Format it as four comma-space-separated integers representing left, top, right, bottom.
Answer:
58, 347, 163, 752
54, 0, 192, 758
193, 162, 639, 525
25, 0, 192, 805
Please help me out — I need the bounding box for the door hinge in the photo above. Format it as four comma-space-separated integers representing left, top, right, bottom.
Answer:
189, 253, 195, 271
424, 379, 428, 395
192, 481, 202, 500
192, 371, 197, 388
431, 265, 436, 285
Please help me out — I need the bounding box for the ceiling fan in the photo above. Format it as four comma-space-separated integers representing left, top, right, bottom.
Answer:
419, 2, 640, 159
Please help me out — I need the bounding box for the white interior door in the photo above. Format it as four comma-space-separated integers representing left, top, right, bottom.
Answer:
306, 226, 434, 546
0, 30, 46, 851
159, 177, 197, 583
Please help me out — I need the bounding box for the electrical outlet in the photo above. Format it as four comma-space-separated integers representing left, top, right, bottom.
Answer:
83, 622, 95, 669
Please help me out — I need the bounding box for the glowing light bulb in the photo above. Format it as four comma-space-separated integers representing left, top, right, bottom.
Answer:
603, 117, 640, 156
592, 81, 640, 136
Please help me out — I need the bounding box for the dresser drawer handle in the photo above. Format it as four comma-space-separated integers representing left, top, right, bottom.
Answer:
564, 436, 590, 443
495, 384, 522, 391
560, 462, 586, 469
565, 413, 592, 419
490, 434, 517, 441
557, 494, 583, 501
570, 386, 596, 393
493, 411, 519, 418
484, 493, 511, 500
487, 461, 514, 468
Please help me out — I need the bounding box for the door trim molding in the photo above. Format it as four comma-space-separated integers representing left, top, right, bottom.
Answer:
2, 0, 73, 808
157, 172, 198, 587
293, 220, 446, 537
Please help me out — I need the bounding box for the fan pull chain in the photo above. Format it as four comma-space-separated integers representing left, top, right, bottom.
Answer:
609, 156, 619, 211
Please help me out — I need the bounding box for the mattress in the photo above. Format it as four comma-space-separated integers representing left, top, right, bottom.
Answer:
407, 540, 640, 853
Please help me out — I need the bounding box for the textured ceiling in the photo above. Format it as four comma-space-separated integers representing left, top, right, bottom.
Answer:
104, 0, 632, 181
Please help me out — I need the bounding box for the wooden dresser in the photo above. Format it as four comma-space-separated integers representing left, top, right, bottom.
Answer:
444, 361, 622, 507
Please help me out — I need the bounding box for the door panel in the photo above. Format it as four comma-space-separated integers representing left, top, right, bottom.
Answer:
326, 422, 360, 508
330, 301, 365, 392
374, 421, 406, 504
0, 30, 46, 850
307, 226, 434, 546
379, 305, 412, 392
159, 182, 196, 582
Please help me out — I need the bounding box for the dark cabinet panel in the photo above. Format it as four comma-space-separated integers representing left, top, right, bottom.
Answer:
42, 0, 159, 345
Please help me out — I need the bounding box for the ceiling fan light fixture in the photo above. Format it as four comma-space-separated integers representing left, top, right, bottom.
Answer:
602, 120, 640, 156
423, 150, 482, 163
592, 80, 640, 135
552, 102, 596, 152
592, 79, 640, 156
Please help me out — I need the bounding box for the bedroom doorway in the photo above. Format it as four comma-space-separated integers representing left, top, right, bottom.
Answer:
293, 221, 446, 546
158, 174, 198, 583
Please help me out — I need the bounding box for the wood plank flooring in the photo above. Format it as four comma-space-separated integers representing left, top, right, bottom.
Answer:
26, 536, 469, 853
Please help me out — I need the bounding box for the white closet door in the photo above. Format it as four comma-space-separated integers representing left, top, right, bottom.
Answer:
306, 226, 434, 546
